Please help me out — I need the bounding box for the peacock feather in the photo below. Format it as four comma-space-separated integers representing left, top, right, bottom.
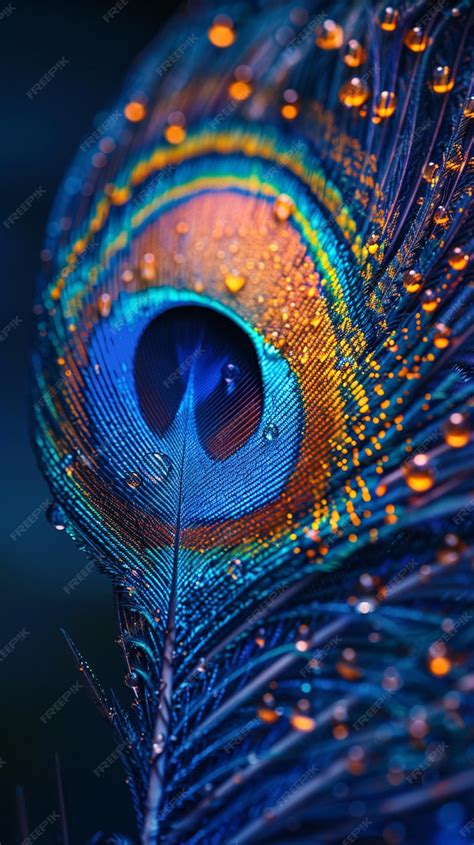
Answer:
31, 1, 474, 843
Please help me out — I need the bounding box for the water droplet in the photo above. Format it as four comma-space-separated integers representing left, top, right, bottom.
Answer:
152, 734, 166, 757
344, 39, 366, 67
208, 16, 236, 48
274, 194, 295, 222
463, 95, 474, 118
316, 19, 344, 49
356, 599, 376, 614
434, 205, 449, 225
228, 79, 252, 101
403, 269, 422, 293
422, 161, 438, 184
404, 26, 427, 52
339, 77, 370, 108
227, 558, 242, 579
443, 413, 470, 448
125, 670, 139, 688
61, 453, 75, 476
47, 502, 68, 531
375, 90, 397, 118
448, 247, 469, 270
126, 471, 142, 490
437, 533, 464, 566
222, 362, 240, 385
421, 288, 438, 312
98, 293, 112, 318
433, 322, 451, 349
141, 452, 172, 484
76, 448, 93, 469
224, 273, 246, 294
263, 423, 279, 441
379, 6, 399, 31
432, 65, 454, 94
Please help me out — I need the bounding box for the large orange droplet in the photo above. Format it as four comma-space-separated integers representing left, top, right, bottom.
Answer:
429, 655, 451, 676
403, 454, 435, 493
290, 713, 316, 732
124, 101, 146, 122
208, 17, 236, 48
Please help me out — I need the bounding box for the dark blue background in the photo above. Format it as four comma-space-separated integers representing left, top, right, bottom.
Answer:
0, 2, 175, 841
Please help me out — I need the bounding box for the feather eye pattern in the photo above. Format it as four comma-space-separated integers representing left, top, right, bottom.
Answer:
30, 1, 474, 843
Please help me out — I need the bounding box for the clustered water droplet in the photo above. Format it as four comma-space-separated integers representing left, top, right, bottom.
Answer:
152, 734, 166, 758
263, 423, 279, 442
126, 471, 142, 490
125, 670, 140, 688
222, 362, 240, 385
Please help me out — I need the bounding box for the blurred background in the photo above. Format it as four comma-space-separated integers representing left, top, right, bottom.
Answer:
0, 1, 177, 841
